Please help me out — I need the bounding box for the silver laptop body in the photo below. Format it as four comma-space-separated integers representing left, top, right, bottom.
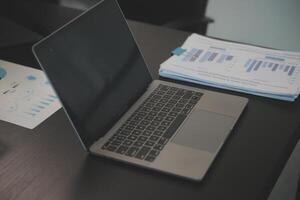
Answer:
32, 0, 248, 181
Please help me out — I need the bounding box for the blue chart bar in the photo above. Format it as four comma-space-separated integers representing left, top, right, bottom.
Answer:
48, 95, 58, 99
244, 59, 252, 68
262, 62, 268, 68
226, 55, 233, 61
253, 61, 262, 71
288, 66, 296, 76
272, 64, 279, 71
190, 49, 203, 62
246, 60, 257, 72
244, 59, 297, 76
182, 49, 235, 64
284, 65, 290, 72
208, 52, 218, 62
40, 101, 50, 106
37, 105, 45, 109
200, 51, 211, 62
183, 48, 197, 61
217, 54, 226, 63
32, 108, 40, 113
46, 98, 54, 102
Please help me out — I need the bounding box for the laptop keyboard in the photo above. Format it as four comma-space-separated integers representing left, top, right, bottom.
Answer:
102, 84, 202, 162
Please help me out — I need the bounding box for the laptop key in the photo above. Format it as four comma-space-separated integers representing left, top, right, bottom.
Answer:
123, 140, 133, 146
132, 130, 142, 136
135, 147, 151, 160
152, 107, 161, 111
149, 135, 159, 142
146, 126, 155, 131
116, 146, 128, 154
154, 116, 163, 121
185, 104, 193, 109
140, 120, 150, 125
169, 87, 178, 91
192, 95, 202, 100
179, 99, 188, 104
138, 136, 147, 142
161, 121, 170, 126
120, 130, 130, 136
126, 147, 139, 157
149, 111, 157, 116
128, 135, 137, 140
151, 121, 159, 126
145, 103, 154, 108
153, 144, 163, 151
158, 137, 168, 145
195, 92, 203, 96
149, 150, 159, 157
136, 125, 146, 130
165, 116, 174, 121
161, 107, 171, 112
107, 145, 117, 152
181, 108, 191, 115
163, 95, 172, 99
156, 103, 164, 107
158, 112, 167, 117
145, 155, 156, 162
145, 115, 154, 120
157, 126, 167, 131
145, 140, 155, 146
133, 141, 143, 147
153, 130, 163, 136
142, 131, 152, 136
102, 141, 110, 149
111, 140, 122, 146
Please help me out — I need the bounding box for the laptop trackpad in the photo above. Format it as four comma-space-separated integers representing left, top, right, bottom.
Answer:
172, 109, 234, 153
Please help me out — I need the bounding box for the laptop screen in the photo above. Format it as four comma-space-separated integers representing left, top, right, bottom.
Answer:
33, 0, 152, 149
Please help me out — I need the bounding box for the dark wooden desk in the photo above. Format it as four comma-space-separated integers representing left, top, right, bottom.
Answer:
0, 21, 300, 200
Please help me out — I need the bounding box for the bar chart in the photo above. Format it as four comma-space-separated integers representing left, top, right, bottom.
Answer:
24, 94, 58, 117
182, 48, 234, 64
244, 58, 297, 77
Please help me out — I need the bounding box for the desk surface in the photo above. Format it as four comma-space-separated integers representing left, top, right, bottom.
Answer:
0, 21, 300, 200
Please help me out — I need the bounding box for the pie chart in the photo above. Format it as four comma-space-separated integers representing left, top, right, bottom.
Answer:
0, 67, 7, 80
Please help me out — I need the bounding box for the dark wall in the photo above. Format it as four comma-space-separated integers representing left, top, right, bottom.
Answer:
117, 0, 208, 25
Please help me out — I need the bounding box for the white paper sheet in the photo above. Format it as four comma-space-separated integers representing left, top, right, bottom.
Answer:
0, 60, 61, 129
160, 34, 300, 101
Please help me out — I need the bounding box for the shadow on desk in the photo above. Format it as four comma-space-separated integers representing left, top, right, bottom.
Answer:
68, 155, 203, 200
0, 140, 9, 159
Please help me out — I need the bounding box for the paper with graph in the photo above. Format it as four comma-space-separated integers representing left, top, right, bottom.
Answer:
159, 34, 300, 101
0, 60, 61, 129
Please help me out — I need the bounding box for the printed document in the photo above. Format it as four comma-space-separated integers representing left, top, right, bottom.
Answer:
0, 60, 61, 129
160, 34, 300, 101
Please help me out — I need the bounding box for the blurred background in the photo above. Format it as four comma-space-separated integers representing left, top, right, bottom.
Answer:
1, 0, 300, 51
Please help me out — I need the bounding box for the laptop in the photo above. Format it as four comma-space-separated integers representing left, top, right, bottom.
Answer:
32, 0, 248, 181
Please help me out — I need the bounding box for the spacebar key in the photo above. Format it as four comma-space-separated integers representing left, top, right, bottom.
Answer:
163, 114, 187, 139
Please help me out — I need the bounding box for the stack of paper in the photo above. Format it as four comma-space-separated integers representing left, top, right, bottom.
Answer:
159, 34, 300, 101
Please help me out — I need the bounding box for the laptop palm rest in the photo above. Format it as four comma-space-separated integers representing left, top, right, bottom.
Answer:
171, 109, 235, 153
